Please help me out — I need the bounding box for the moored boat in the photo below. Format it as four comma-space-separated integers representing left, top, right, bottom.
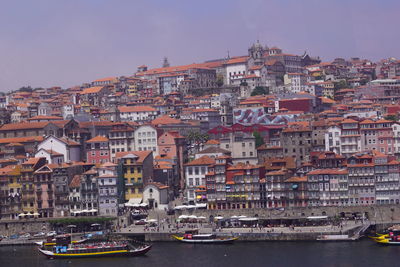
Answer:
38, 235, 151, 259
172, 230, 238, 244
371, 225, 400, 245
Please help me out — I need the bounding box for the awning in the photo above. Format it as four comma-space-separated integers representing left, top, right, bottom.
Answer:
195, 203, 207, 208
89, 209, 97, 212
125, 198, 142, 207
307, 216, 328, 220
174, 205, 187, 210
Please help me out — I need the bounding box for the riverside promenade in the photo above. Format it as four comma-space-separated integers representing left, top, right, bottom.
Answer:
117, 219, 367, 242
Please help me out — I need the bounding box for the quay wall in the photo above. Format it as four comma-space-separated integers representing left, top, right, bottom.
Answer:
120, 231, 349, 242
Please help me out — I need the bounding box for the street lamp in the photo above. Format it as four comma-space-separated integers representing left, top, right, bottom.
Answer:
66, 225, 77, 245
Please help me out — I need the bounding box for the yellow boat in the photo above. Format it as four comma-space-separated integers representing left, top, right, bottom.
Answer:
172, 230, 238, 244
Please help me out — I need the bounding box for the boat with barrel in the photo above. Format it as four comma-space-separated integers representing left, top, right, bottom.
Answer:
35, 235, 88, 246
38, 235, 151, 259
370, 225, 400, 245
172, 229, 238, 244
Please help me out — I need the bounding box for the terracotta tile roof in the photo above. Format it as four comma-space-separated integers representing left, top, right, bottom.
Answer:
80, 86, 104, 94
115, 150, 152, 163
151, 115, 181, 125
307, 168, 348, 175
205, 139, 220, 145
100, 162, 117, 167
69, 175, 81, 188
224, 56, 248, 65
341, 118, 358, 124
146, 182, 169, 190
86, 135, 109, 143
59, 137, 80, 146
0, 122, 49, 131
93, 77, 116, 82
185, 155, 215, 166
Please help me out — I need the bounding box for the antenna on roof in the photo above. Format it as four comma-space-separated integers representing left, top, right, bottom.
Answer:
227, 50, 230, 59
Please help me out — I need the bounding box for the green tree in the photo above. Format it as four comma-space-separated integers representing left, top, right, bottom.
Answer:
251, 86, 269, 96
253, 131, 265, 148
186, 131, 209, 147
216, 75, 224, 87
334, 80, 348, 90
385, 114, 398, 122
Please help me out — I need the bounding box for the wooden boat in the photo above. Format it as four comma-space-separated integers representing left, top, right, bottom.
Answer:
172, 230, 238, 244
371, 227, 400, 245
38, 243, 151, 259
38, 234, 151, 259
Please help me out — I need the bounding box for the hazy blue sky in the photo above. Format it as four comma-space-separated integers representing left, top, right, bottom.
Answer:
0, 0, 398, 91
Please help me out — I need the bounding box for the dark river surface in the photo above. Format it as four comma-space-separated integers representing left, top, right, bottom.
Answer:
0, 240, 398, 267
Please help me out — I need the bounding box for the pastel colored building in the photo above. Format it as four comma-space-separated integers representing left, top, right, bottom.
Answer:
85, 136, 110, 164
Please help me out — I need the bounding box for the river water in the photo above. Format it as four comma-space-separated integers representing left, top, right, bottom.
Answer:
0, 240, 397, 267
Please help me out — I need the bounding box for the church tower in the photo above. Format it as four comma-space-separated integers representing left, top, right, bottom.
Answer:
248, 40, 267, 66
162, 57, 170, 68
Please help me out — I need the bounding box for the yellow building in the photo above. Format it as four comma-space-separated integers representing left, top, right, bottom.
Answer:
115, 151, 153, 202
0, 165, 22, 220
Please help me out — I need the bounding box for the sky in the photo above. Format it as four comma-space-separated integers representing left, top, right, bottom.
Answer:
0, 0, 399, 91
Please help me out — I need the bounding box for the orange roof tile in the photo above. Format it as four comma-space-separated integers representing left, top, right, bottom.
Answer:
185, 156, 215, 166
80, 86, 104, 94
86, 135, 109, 143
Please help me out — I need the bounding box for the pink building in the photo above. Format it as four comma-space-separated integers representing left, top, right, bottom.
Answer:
360, 119, 394, 155
86, 136, 111, 164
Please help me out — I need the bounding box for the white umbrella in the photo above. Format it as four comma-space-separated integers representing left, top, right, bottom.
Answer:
178, 215, 188, 219
215, 216, 224, 220
188, 215, 197, 219
81, 209, 89, 213
238, 215, 247, 218
18, 213, 26, 217
147, 219, 157, 223
139, 203, 148, 207
89, 209, 97, 212
197, 216, 206, 220
32, 212, 40, 216
174, 205, 186, 210
239, 217, 258, 222
231, 215, 239, 219
186, 205, 196, 209
195, 203, 207, 208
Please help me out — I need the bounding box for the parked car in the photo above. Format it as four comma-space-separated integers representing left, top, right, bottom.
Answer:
33, 232, 46, 237
134, 219, 147, 225
20, 233, 31, 239
47, 231, 57, 237
9, 234, 19, 239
